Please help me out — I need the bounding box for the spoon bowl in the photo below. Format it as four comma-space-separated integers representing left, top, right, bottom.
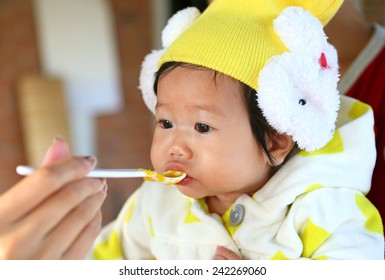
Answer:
141, 169, 186, 185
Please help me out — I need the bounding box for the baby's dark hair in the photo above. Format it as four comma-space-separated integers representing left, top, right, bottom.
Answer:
153, 62, 279, 167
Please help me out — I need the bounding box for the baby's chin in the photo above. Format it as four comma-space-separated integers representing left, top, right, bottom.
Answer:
175, 184, 206, 200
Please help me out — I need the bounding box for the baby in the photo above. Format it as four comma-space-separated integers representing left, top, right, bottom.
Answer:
88, 0, 384, 259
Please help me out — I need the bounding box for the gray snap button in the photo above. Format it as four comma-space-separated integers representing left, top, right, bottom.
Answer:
230, 204, 245, 226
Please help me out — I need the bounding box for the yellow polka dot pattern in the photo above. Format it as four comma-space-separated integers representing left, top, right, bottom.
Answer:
93, 230, 123, 260
304, 183, 324, 193
148, 216, 155, 237
348, 101, 370, 120
124, 197, 136, 223
300, 219, 331, 258
298, 129, 343, 157
313, 255, 328, 260
184, 198, 209, 223
270, 251, 289, 260
355, 194, 383, 235
184, 202, 200, 223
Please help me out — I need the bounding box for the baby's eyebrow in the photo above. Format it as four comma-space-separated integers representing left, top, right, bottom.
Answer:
192, 104, 225, 117
155, 102, 165, 110
155, 102, 170, 111
156, 102, 225, 117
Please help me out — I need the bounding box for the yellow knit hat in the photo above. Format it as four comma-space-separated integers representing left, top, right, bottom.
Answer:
160, 0, 342, 89
139, 0, 343, 152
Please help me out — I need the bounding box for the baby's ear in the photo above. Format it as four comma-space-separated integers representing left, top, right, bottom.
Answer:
268, 133, 295, 166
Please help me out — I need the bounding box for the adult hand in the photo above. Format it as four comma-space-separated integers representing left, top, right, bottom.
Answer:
0, 138, 107, 259
213, 246, 242, 260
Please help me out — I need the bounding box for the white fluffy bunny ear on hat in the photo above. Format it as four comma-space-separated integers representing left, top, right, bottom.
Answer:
258, 7, 340, 152
138, 7, 201, 114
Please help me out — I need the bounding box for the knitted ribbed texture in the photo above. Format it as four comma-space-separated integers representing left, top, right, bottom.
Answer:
159, 0, 343, 90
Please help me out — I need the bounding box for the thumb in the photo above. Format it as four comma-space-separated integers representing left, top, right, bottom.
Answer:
40, 137, 71, 166
213, 246, 241, 260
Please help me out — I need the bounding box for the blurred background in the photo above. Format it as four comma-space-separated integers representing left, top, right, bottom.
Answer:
0, 0, 384, 225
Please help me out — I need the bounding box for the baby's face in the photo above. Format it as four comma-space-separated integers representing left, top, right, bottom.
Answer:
151, 66, 272, 200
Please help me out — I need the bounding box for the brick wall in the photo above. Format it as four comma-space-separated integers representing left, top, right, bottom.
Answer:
0, 0, 40, 194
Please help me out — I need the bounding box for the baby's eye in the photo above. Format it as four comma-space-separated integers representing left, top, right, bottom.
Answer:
158, 119, 173, 129
195, 123, 213, 134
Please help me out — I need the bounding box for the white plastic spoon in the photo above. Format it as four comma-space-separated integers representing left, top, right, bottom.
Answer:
16, 165, 186, 186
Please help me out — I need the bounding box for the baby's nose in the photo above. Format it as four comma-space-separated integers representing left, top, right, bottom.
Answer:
168, 137, 192, 159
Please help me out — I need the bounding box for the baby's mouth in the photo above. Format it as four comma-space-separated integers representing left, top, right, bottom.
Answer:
177, 174, 193, 186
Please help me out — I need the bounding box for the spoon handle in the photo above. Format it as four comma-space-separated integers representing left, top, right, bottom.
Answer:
16, 165, 147, 178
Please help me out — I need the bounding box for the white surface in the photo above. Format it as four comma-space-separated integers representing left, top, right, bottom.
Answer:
33, 0, 123, 156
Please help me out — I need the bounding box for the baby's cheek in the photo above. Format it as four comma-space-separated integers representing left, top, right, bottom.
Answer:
150, 143, 162, 169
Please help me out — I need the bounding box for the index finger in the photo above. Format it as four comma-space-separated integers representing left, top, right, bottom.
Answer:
40, 137, 71, 166
0, 156, 97, 223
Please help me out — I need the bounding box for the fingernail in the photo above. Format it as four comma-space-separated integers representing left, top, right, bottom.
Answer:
99, 178, 107, 191
52, 135, 65, 144
83, 155, 97, 168
216, 246, 225, 254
